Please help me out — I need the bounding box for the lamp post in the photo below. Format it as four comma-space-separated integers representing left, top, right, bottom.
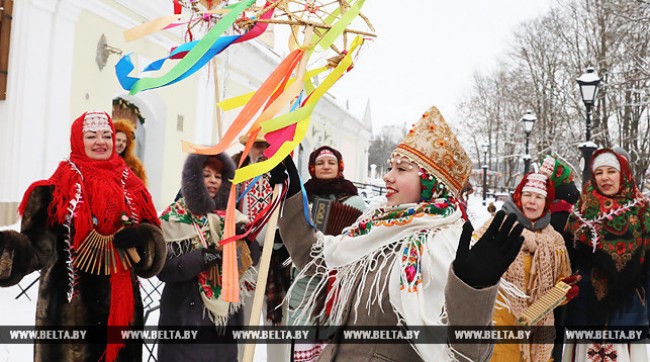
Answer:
481, 142, 489, 206
521, 110, 536, 174
576, 67, 601, 182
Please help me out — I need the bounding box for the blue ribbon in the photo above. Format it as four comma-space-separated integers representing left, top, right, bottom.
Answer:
115, 35, 240, 91
236, 175, 262, 203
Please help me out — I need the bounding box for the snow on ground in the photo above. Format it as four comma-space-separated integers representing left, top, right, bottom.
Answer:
3, 195, 649, 360
0, 223, 19, 232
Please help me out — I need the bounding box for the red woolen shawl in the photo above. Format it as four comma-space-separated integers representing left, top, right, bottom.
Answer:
18, 111, 159, 362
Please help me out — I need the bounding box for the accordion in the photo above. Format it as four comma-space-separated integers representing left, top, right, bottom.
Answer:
311, 197, 363, 235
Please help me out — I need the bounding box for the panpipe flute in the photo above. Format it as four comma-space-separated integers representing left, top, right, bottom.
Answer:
73, 228, 141, 275
517, 281, 571, 326
126, 248, 141, 264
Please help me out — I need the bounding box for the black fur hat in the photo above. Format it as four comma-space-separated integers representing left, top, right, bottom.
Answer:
181, 152, 235, 215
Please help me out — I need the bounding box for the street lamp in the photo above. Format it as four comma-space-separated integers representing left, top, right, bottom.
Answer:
576, 67, 601, 182
521, 110, 536, 174
481, 142, 489, 206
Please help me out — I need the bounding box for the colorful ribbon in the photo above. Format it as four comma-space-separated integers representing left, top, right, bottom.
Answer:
216, 66, 329, 111
183, 0, 367, 304
115, 0, 255, 94
231, 36, 364, 184
181, 48, 305, 156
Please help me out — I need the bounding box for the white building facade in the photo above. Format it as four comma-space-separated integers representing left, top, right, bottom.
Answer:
0, 0, 371, 224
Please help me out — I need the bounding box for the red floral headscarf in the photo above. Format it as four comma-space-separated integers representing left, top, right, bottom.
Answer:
567, 148, 645, 251
565, 148, 649, 318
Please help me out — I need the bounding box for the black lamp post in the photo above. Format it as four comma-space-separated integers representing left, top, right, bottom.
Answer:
521, 110, 536, 174
481, 142, 489, 206
576, 67, 601, 182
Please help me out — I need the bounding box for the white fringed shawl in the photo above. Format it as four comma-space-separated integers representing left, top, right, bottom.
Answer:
288, 200, 464, 361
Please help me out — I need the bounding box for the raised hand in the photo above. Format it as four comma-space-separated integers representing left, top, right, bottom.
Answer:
453, 211, 524, 288
268, 156, 301, 197
269, 161, 288, 187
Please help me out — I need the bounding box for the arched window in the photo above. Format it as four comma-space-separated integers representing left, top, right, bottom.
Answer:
112, 97, 146, 161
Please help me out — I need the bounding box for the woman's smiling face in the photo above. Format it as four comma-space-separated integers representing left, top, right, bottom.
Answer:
203, 166, 222, 198
594, 166, 621, 196
383, 156, 421, 206
83, 130, 113, 160
520, 191, 546, 220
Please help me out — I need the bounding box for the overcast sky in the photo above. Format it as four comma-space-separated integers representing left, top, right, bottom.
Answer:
325, 0, 555, 133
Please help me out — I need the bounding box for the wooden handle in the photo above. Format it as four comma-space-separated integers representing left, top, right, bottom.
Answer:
242, 184, 282, 362
126, 247, 141, 264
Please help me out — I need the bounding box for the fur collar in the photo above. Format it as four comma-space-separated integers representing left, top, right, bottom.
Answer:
181, 153, 235, 215
303, 177, 358, 202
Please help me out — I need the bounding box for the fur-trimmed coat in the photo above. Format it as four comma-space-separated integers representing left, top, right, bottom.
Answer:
0, 186, 166, 362
156, 152, 261, 362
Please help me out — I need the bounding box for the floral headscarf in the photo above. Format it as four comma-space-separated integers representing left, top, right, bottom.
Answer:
566, 148, 649, 316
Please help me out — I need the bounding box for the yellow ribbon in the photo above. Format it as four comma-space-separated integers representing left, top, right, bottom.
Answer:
231, 36, 364, 184
310, 0, 365, 51
216, 66, 329, 111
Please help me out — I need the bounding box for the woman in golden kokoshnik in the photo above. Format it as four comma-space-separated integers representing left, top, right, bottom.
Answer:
268, 106, 526, 361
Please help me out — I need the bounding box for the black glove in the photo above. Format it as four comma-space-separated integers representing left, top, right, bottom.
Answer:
284, 156, 301, 197
113, 227, 144, 250
269, 161, 288, 187
269, 156, 301, 197
202, 245, 221, 269
453, 210, 524, 288
274, 229, 283, 246
236, 222, 249, 236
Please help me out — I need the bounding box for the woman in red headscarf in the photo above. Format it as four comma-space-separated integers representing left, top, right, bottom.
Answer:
0, 111, 166, 362
474, 172, 575, 362
303, 145, 365, 210
564, 149, 650, 362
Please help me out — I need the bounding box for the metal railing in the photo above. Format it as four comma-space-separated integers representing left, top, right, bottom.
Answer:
14, 274, 164, 361
352, 181, 387, 197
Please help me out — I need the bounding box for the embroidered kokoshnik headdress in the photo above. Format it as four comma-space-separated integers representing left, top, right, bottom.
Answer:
287, 106, 473, 361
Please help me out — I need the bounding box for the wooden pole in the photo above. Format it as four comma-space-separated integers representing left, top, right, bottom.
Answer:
255, 18, 376, 38
212, 57, 223, 142
242, 184, 282, 362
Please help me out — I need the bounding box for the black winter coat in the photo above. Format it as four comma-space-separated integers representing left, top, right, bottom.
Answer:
550, 209, 576, 271
157, 232, 260, 362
